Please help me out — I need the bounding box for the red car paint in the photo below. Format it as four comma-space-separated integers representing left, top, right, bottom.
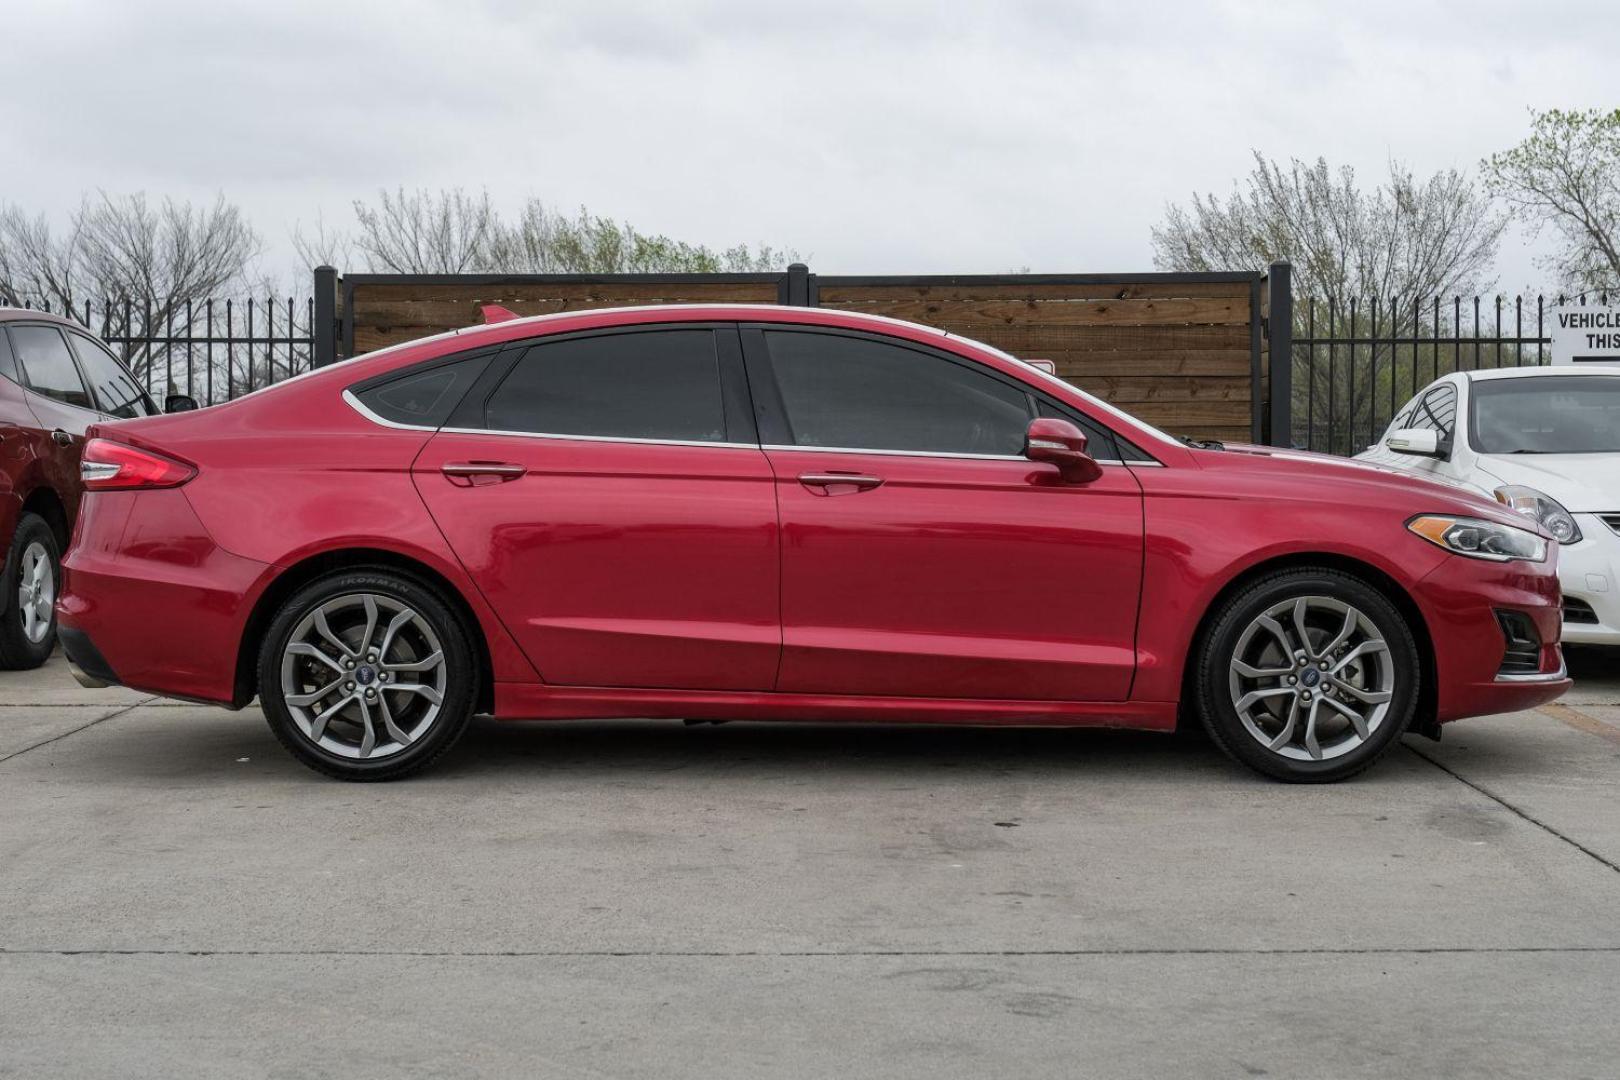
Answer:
57, 304, 1569, 729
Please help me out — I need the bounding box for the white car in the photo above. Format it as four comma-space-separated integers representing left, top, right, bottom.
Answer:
1357, 365, 1620, 646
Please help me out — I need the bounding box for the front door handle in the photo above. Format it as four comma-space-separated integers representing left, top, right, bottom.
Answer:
440, 461, 526, 487
51, 428, 74, 446
798, 472, 883, 494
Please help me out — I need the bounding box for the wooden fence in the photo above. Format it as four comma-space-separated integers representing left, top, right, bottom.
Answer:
322, 264, 1287, 444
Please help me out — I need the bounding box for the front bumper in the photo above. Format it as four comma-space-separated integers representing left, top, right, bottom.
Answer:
1413, 550, 1570, 722
1558, 515, 1620, 646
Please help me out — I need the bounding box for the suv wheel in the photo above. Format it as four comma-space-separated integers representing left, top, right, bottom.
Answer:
258, 569, 478, 781
0, 512, 61, 670
1195, 567, 1420, 782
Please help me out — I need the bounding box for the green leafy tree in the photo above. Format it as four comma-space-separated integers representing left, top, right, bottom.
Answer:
1485, 108, 1620, 293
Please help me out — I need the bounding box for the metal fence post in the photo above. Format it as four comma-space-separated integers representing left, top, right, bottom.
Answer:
784, 262, 812, 306
1267, 261, 1293, 447
313, 265, 340, 367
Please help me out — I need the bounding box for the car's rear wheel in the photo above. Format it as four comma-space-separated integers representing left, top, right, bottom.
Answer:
258, 570, 478, 781
0, 513, 60, 670
1195, 567, 1420, 782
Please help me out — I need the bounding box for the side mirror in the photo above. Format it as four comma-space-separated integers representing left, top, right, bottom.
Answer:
164, 394, 200, 414
1024, 417, 1103, 484
1385, 427, 1445, 458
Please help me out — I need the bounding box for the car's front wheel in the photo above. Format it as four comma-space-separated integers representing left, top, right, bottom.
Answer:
258, 569, 479, 781
1194, 567, 1420, 782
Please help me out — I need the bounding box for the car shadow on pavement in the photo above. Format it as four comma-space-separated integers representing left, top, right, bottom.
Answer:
40, 705, 1303, 787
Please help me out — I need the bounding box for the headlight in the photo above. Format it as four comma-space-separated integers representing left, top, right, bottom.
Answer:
1408, 515, 1548, 562
1494, 485, 1582, 544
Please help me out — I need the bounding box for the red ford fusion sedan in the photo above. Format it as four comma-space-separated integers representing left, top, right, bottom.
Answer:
56, 305, 1569, 782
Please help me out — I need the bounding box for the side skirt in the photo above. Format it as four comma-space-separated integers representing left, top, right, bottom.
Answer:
493, 683, 1178, 730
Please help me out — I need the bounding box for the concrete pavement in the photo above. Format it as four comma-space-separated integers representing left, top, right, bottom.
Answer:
2, 649, 1619, 1078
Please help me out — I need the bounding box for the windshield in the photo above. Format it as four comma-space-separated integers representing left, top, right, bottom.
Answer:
1470, 375, 1620, 454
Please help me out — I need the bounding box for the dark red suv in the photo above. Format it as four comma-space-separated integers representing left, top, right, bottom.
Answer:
0, 308, 180, 668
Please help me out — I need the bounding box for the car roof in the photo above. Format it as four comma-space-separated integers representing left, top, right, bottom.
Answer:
0, 306, 85, 331
1465, 364, 1620, 382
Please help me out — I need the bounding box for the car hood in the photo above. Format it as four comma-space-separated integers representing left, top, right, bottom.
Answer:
1210, 443, 1528, 526
1469, 453, 1620, 513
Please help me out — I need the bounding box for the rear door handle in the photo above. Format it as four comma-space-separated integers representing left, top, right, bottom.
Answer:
51, 428, 74, 446
440, 461, 526, 486
798, 472, 883, 494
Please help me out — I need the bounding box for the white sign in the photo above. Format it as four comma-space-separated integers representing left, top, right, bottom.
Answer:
1551, 306, 1620, 365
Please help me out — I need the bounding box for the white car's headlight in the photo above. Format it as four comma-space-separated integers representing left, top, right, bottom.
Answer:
1494, 485, 1582, 544
1408, 515, 1549, 562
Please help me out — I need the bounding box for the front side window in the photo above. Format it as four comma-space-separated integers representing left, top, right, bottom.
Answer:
763, 331, 1033, 455
68, 333, 154, 418
8, 325, 93, 409
485, 330, 728, 443
1470, 375, 1620, 454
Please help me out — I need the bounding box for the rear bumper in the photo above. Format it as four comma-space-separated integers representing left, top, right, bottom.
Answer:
60, 624, 116, 688
56, 490, 271, 705
1414, 552, 1570, 722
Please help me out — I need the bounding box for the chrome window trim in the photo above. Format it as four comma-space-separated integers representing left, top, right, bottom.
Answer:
344, 390, 1164, 463
437, 426, 755, 450
761, 446, 1153, 466
344, 389, 436, 431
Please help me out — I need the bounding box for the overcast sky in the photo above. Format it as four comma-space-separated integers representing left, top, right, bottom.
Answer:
5, 0, 1617, 293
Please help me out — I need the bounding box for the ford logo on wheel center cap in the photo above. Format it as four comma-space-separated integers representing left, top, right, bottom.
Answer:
1301, 667, 1322, 688
355, 665, 377, 685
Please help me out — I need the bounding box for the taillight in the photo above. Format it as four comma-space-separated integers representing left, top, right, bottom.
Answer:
79, 438, 196, 491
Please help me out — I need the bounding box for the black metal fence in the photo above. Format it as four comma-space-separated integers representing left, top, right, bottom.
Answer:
1287, 293, 1613, 456
6, 295, 316, 405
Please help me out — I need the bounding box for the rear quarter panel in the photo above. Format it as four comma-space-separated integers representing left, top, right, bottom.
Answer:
101, 385, 539, 684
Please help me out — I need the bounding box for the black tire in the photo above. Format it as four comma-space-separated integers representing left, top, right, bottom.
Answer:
1194, 567, 1420, 783
0, 512, 61, 670
258, 569, 479, 781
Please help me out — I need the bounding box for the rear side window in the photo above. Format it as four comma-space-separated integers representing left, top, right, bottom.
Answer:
485, 330, 727, 442
68, 333, 154, 418
9, 325, 93, 409
762, 331, 1033, 455
353, 354, 491, 428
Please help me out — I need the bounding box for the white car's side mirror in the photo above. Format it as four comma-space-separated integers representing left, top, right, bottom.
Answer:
1385, 427, 1445, 458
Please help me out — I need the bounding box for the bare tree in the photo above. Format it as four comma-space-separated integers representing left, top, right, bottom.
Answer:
0, 192, 259, 385
1153, 152, 1505, 306
302, 188, 793, 275
1153, 154, 1507, 451
1485, 108, 1620, 293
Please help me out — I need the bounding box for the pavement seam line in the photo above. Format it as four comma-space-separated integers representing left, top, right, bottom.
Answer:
0, 698, 154, 765
1404, 742, 1620, 876
3, 947, 1620, 958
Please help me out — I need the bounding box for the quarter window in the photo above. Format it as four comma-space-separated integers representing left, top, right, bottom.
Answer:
0, 328, 18, 383
1409, 384, 1458, 441
8, 325, 93, 410
354, 354, 491, 428
762, 331, 1033, 455
486, 330, 728, 443
68, 333, 154, 418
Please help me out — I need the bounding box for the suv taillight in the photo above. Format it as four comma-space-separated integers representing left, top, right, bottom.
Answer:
80, 438, 196, 491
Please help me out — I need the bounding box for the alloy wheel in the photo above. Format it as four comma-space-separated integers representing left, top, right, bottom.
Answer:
17, 541, 54, 645
1227, 595, 1395, 762
279, 592, 449, 760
